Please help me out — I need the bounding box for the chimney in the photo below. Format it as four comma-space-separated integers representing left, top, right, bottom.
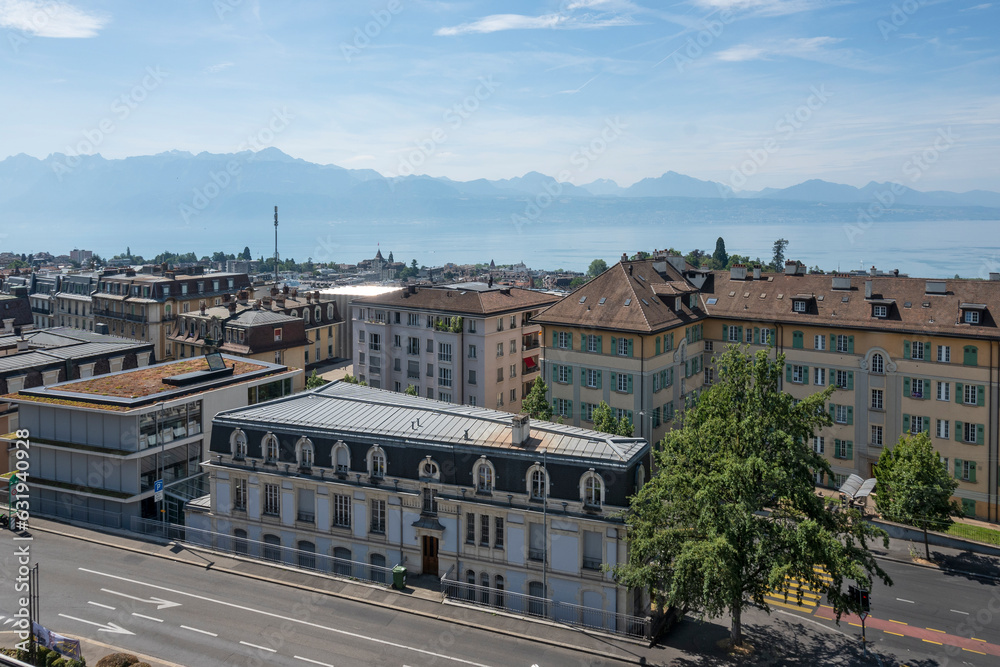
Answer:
628, 264, 633, 276
621, 253, 628, 262
200, 303, 206, 315
865, 280, 872, 298
870, 265, 877, 277
16, 339, 29, 352
314, 290, 320, 301
228, 302, 237, 315
730, 264, 747, 281
270, 286, 279, 297
991, 273, 1000, 282
253, 300, 262, 310
237, 290, 249, 305
511, 414, 530, 446
291, 288, 298, 299
94, 322, 109, 335
752, 265, 761, 280
305, 292, 312, 303
784, 260, 798, 276
282, 285, 290, 295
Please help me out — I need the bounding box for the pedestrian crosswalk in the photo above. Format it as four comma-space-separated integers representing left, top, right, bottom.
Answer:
764, 566, 831, 613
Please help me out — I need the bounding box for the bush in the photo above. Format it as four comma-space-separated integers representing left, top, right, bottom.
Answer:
95, 654, 140, 667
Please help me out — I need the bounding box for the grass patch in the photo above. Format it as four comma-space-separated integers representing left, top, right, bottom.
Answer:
947, 522, 1000, 546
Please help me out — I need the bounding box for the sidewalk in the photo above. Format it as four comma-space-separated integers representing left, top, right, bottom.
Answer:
870, 530, 1000, 580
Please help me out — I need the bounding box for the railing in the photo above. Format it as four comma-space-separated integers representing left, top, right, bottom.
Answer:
441, 575, 650, 639
130, 517, 394, 586
29, 496, 123, 529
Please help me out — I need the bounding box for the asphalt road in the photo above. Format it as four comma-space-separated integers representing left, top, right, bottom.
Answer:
12, 532, 615, 667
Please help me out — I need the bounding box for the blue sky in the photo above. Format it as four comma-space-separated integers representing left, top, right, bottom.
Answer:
1, 0, 998, 191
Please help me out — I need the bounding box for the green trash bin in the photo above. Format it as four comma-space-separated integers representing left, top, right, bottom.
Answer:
392, 565, 407, 589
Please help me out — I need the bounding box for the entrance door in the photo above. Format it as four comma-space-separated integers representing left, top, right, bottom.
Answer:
421, 536, 439, 576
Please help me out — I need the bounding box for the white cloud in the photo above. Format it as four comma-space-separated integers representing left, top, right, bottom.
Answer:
0, 0, 107, 38
689, 0, 837, 16
962, 3, 992, 10
342, 154, 376, 163
717, 36, 844, 61
435, 10, 636, 36
206, 62, 234, 73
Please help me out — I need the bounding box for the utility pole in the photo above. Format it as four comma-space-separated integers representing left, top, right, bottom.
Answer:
273, 206, 279, 286
542, 448, 548, 618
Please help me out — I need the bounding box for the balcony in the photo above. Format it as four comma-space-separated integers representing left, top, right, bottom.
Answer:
522, 357, 540, 376
522, 337, 540, 351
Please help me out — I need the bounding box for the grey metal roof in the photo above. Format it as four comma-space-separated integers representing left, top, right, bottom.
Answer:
215, 381, 648, 466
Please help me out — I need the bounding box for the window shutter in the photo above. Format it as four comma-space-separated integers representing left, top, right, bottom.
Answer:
568, 401, 573, 417
954, 459, 962, 479
903, 414, 910, 431
793, 331, 803, 349
611, 371, 617, 388
737, 326, 744, 341
847, 336, 854, 354
655, 338, 661, 355
829, 403, 835, 420
551, 364, 557, 382
834, 439, 841, 459
627, 374, 633, 394
830, 334, 836, 350
668, 368, 673, 385
977, 385, 986, 407
786, 364, 793, 382
977, 423, 984, 445
627, 339, 634, 358
722, 324, 728, 340
847, 371, 854, 390
970, 461, 977, 483
611, 336, 617, 354
846, 440, 854, 460
597, 370, 602, 389
803, 365, 809, 379
568, 367, 573, 384
552, 331, 558, 348
922, 418, 929, 433
964, 346, 977, 366
597, 335, 602, 352
668, 333, 673, 350
685, 360, 691, 377
580, 368, 586, 386
955, 382, 964, 404
955, 421, 963, 442
580, 334, 587, 351
903, 340, 911, 358
903, 377, 911, 396
754, 327, 760, 344
770, 329, 776, 345
828, 369, 835, 386
846, 407, 853, 425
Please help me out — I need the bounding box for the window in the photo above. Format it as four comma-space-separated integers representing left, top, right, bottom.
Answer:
964, 384, 979, 405
274, 327, 283, 342
836, 335, 850, 353
497, 367, 504, 382
528, 524, 545, 562
745, 328, 753, 344
814, 367, 826, 386
333, 494, 351, 527
427, 363, 434, 377
910, 378, 925, 398
439, 342, 452, 363
263, 534, 281, 562
510, 340, 517, 354
468, 369, 477, 385
835, 370, 850, 389
873, 305, 887, 318
408, 313, 419, 326
871, 389, 883, 410
468, 395, 477, 406
510, 388, 516, 402
871, 425, 883, 447
369, 447, 386, 478
964, 422, 978, 443
496, 343, 504, 358
422, 487, 437, 514
814, 335, 826, 350
705, 340, 713, 352
510, 363, 517, 378
937, 381, 951, 401
760, 328, 773, 345
468, 344, 477, 359
964, 310, 980, 324
557, 331, 570, 348
529, 468, 547, 500
583, 473, 603, 508
333, 547, 352, 575
426, 338, 434, 353
232, 430, 247, 459
480, 514, 490, 546
497, 317, 505, 332
585, 368, 600, 388
233, 478, 247, 511
587, 334, 599, 352
264, 434, 279, 463
299, 440, 314, 469
557, 365, 571, 383
704, 366, 714, 385
616, 373, 630, 393
466, 512, 476, 543
407, 337, 420, 355
438, 367, 452, 387
393, 334, 401, 348
793, 300, 806, 313
936, 419, 950, 440
370, 499, 386, 533
835, 440, 852, 459
494, 517, 504, 549
871, 353, 884, 374
263, 483, 280, 515
297, 488, 315, 523
911, 341, 924, 360
937, 345, 950, 362
959, 459, 976, 482
510, 315, 517, 328
583, 531, 603, 571
792, 365, 805, 383
812, 436, 824, 454
910, 415, 924, 434
617, 337, 630, 356
835, 405, 849, 424
468, 319, 477, 333
727, 325, 740, 342
556, 398, 572, 417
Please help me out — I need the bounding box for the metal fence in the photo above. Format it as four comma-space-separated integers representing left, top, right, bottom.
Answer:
129, 517, 394, 586
441, 574, 650, 640
28, 496, 124, 529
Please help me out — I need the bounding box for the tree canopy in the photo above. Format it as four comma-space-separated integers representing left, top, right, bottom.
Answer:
587, 259, 608, 277
305, 370, 330, 390
613, 345, 891, 646
771, 238, 789, 271
591, 401, 633, 436
874, 432, 959, 559
521, 376, 553, 421
712, 237, 728, 269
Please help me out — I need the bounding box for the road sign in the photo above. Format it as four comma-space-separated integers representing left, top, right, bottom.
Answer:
154, 479, 163, 502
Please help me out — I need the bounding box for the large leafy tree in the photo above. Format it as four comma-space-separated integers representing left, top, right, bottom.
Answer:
591, 401, 633, 436
587, 259, 608, 277
521, 376, 553, 421
613, 345, 891, 646
874, 433, 959, 559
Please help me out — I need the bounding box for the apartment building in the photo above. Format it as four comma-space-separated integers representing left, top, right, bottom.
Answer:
250, 285, 343, 368
534, 255, 710, 445
191, 381, 650, 626
54, 273, 99, 331
28, 273, 60, 329
93, 266, 252, 361
351, 283, 560, 412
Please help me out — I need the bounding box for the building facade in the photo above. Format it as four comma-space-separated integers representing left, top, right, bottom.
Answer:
351, 283, 560, 412
192, 382, 650, 621
55, 273, 99, 331
250, 285, 343, 369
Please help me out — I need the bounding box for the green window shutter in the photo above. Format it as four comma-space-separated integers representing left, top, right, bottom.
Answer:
829, 403, 835, 420
568, 401, 573, 417
597, 370, 602, 389
580, 368, 586, 386
669, 368, 674, 385
830, 334, 836, 349
597, 335, 602, 353
753, 327, 760, 344
627, 339, 634, 358
977, 385, 985, 407
847, 371, 854, 390
803, 365, 809, 380
828, 369, 835, 386
847, 336, 854, 354
611, 336, 617, 354
970, 462, 977, 483
655, 338, 661, 355
955, 382, 964, 404
834, 439, 841, 459
792, 331, 803, 349
627, 374, 633, 394
786, 364, 792, 382
903, 414, 910, 431
685, 360, 691, 377
669, 333, 674, 350
686, 328, 691, 344
922, 418, 930, 433
551, 364, 557, 382
552, 331, 558, 348
769, 329, 776, 346
580, 334, 586, 351
846, 441, 854, 460
611, 371, 617, 388
964, 346, 978, 366
903, 340, 911, 358
903, 377, 911, 396
846, 407, 853, 425
737, 326, 743, 341
977, 423, 985, 445
722, 324, 727, 340
954, 459, 962, 480
962, 498, 976, 516
955, 421, 963, 442
568, 367, 573, 384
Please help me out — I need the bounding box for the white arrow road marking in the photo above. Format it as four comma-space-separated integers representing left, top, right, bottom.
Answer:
101, 588, 182, 610
58, 613, 134, 635
80, 567, 494, 667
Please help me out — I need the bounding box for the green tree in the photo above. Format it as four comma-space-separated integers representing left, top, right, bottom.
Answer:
404, 384, 418, 396
874, 433, 960, 560
521, 377, 553, 421
771, 238, 789, 271
613, 345, 891, 647
712, 237, 728, 269
305, 370, 329, 390
587, 259, 608, 277
684, 249, 708, 267
242, 246, 252, 260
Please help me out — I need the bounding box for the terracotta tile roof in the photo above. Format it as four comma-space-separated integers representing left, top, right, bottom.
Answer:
701, 271, 1000, 338
354, 285, 559, 315
534, 259, 704, 333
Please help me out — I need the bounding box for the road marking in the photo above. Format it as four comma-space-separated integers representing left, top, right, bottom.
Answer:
101, 588, 182, 610
88, 602, 116, 611
922, 639, 942, 645
889, 619, 908, 625
240, 640, 277, 653
883, 631, 904, 637
972, 637, 987, 642
849, 622, 862, 628
925, 627, 945, 633
963, 648, 987, 655
896, 598, 915, 604
819, 604, 834, 610
773, 610, 848, 637
181, 625, 218, 637
79, 567, 494, 667
131, 613, 163, 623
57, 613, 134, 636
295, 656, 335, 667
951, 609, 969, 615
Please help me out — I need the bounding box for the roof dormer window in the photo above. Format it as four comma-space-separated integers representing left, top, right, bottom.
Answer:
793, 300, 806, 313
873, 305, 887, 318
960, 303, 985, 325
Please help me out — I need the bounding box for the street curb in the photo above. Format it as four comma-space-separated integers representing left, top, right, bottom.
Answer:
30, 523, 650, 665
873, 552, 1000, 583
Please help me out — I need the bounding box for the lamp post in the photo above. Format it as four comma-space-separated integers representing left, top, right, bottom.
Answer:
156, 401, 165, 526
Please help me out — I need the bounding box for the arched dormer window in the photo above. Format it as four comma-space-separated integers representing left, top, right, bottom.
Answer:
635, 463, 646, 490
290, 309, 298, 318
871, 353, 884, 374
230, 428, 247, 460
315, 306, 322, 322
295, 436, 314, 469
333, 440, 350, 473
419, 456, 440, 481
581, 469, 604, 508
474, 456, 495, 493
526, 463, 549, 500
303, 309, 310, 325
327, 304, 335, 320
367, 445, 386, 479
263, 432, 279, 463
